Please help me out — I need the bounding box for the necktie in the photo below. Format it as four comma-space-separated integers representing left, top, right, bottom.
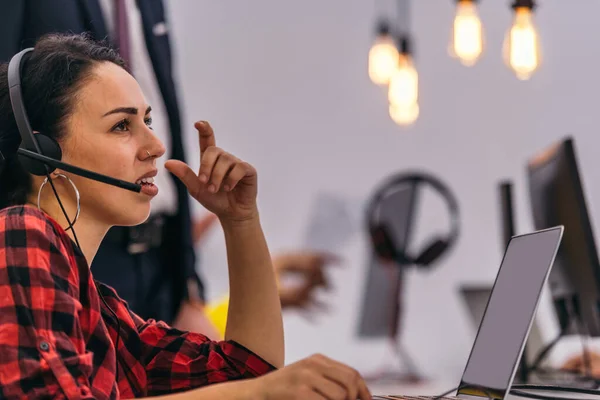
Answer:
114, 0, 131, 70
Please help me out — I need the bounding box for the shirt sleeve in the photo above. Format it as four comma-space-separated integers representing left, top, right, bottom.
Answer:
0, 217, 95, 399
130, 312, 277, 396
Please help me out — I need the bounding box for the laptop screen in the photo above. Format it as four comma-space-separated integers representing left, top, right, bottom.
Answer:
457, 227, 563, 399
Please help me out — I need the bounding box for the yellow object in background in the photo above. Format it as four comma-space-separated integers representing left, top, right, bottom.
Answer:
205, 294, 230, 338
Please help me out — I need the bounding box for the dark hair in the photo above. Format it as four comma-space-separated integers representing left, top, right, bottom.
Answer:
0, 33, 125, 209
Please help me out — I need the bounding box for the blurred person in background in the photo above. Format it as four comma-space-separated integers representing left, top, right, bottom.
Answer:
0, 0, 336, 337
562, 351, 600, 378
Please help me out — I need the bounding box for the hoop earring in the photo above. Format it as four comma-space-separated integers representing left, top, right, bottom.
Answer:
37, 173, 81, 229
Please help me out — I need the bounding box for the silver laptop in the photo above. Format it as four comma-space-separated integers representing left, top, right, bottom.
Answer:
373, 226, 564, 399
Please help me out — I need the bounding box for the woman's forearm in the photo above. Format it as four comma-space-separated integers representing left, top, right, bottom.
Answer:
220, 214, 285, 368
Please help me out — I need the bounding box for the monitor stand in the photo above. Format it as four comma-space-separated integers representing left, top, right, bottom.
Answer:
362, 276, 425, 385
362, 338, 424, 384
515, 346, 530, 383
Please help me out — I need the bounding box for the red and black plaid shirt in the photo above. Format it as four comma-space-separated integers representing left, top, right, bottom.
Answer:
0, 205, 275, 399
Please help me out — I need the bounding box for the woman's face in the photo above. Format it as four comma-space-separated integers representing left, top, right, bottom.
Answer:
57, 61, 166, 227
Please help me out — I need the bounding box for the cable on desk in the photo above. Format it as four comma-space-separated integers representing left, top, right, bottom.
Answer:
432, 385, 493, 399
579, 325, 593, 379
529, 326, 568, 373
432, 385, 460, 399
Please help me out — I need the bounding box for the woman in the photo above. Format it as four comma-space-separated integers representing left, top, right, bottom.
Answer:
0, 33, 370, 400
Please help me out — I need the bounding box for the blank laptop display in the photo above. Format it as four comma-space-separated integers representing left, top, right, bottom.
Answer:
457, 227, 563, 398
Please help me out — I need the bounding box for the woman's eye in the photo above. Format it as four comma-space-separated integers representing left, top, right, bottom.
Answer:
145, 117, 153, 129
112, 119, 129, 132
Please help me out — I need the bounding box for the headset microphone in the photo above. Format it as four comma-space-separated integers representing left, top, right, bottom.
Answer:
5, 47, 142, 193
17, 148, 141, 192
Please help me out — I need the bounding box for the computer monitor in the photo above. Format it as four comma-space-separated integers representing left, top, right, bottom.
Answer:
499, 180, 532, 382
357, 183, 418, 338
527, 137, 600, 336
357, 181, 423, 382
499, 181, 516, 249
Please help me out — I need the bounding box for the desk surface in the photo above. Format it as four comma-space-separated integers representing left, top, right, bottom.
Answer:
369, 381, 600, 399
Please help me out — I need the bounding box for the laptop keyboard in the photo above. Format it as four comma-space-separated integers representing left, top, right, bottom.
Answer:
372, 396, 458, 399
530, 369, 600, 388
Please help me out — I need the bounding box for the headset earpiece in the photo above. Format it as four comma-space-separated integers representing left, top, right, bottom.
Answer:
369, 223, 397, 262
414, 237, 449, 267
369, 222, 414, 265
19, 133, 62, 175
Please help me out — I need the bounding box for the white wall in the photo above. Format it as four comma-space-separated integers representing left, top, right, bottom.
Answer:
165, 0, 600, 380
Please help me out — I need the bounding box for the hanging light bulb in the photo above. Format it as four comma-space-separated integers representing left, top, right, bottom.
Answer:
369, 21, 399, 85
388, 37, 418, 108
389, 102, 420, 126
503, 0, 541, 80
387, 36, 419, 126
449, 0, 484, 66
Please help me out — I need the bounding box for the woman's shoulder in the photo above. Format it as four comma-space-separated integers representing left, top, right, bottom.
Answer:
0, 204, 81, 257
0, 205, 87, 295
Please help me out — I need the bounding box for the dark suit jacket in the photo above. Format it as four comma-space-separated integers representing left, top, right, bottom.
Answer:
0, 0, 202, 319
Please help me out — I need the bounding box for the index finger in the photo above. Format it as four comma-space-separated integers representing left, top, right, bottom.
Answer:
357, 379, 372, 400
195, 121, 216, 155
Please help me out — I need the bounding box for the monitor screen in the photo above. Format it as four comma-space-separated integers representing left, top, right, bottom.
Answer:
527, 138, 600, 335
458, 227, 562, 398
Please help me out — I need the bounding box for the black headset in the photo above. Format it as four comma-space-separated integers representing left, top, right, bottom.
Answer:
366, 171, 460, 268
2, 47, 141, 192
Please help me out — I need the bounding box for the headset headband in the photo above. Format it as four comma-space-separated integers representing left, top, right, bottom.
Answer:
366, 171, 460, 244
8, 48, 38, 155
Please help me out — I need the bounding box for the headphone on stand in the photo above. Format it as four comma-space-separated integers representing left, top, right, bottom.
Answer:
366, 171, 460, 269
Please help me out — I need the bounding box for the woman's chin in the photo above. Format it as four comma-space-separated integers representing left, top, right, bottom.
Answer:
116, 204, 152, 227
